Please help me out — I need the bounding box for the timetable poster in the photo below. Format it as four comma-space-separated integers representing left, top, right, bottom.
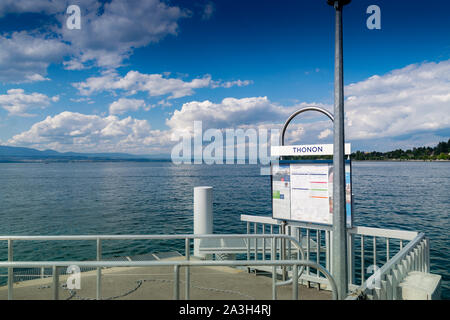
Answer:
290, 163, 331, 224
272, 161, 352, 226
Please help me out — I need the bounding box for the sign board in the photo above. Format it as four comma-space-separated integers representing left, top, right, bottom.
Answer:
272, 160, 352, 227
271, 143, 351, 157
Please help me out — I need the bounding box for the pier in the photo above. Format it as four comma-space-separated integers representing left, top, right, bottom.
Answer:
0, 217, 441, 300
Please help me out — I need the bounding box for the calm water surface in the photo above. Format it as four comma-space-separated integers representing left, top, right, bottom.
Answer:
0, 161, 448, 298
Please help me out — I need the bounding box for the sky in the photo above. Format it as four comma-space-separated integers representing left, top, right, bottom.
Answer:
0, 0, 449, 155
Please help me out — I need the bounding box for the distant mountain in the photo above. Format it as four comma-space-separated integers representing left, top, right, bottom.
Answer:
0, 145, 170, 162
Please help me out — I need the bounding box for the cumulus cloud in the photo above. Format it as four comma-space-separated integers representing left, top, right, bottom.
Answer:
345, 60, 450, 140
7, 111, 171, 153
0, 88, 59, 116
73, 71, 252, 98
167, 97, 294, 132
0, 0, 189, 81
166, 96, 331, 141
109, 98, 150, 115
0, 32, 69, 83
60, 0, 189, 69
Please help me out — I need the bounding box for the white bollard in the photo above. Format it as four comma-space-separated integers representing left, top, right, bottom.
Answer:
193, 186, 213, 258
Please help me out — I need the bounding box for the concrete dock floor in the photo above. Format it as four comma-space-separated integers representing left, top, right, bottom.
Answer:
0, 258, 332, 300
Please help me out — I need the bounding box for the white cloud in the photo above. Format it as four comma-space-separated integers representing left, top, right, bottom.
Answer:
109, 98, 150, 115
166, 97, 293, 133
165, 97, 333, 148
318, 128, 332, 139
211, 79, 254, 88
345, 60, 450, 140
60, 0, 189, 69
73, 71, 252, 98
0, 88, 59, 117
166, 96, 330, 136
0, 0, 189, 79
0, 32, 69, 83
0, 0, 66, 17
7, 111, 171, 153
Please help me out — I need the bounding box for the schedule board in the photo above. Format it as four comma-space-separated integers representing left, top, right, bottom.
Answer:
271, 160, 352, 227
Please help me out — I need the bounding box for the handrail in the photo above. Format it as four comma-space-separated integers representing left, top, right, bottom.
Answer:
0, 233, 298, 241
240, 214, 279, 225
241, 215, 419, 240
348, 226, 418, 241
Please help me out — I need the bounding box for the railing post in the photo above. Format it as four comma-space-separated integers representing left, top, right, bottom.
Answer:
347, 233, 355, 286
246, 222, 251, 261
373, 236, 377, 267
306, 229, 310, 287
7, 239, 13, 300
52, 265, 59, 300
317, 230, 321, 284
254, 222, 258, 261
386, 238, 390, 262
97, 238, 102, 300
292, 264, 298, 300
262, 224, 266, 260
174, 265, 180, 300
280, 221, 287, 281
185, 238, 190, 300
326, 230, 330, 273
271, 238, 277, 300
361, 235, 365, 284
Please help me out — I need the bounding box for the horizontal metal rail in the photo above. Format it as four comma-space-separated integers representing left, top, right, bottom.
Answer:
0, 234, 301, 241
348, 226, 418, 241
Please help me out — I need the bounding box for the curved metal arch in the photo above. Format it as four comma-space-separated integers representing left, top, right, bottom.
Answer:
280, 106, 334, 146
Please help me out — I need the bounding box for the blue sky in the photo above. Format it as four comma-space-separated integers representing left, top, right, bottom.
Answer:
0, 0, 449, 155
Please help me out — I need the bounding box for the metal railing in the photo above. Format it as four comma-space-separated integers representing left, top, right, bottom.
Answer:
346, 232, 429, 300
240, 214, 428, 299
0, 234, 337, 300
242, 215, 334, 289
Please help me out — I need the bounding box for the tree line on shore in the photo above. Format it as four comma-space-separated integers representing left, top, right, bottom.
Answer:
352, 139, 450, 161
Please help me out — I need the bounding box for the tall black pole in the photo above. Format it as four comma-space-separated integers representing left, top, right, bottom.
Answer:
328, 0, 350, 300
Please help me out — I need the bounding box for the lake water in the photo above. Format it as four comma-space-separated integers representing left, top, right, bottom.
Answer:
0, 161, 448, 298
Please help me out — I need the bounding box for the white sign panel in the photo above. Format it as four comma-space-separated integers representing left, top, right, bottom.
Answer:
272, 161, 352, 226
271, 143, 351, 157
290, 164, 331, 224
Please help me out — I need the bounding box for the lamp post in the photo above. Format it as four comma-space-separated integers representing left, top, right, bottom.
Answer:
328, 0, 350, 300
